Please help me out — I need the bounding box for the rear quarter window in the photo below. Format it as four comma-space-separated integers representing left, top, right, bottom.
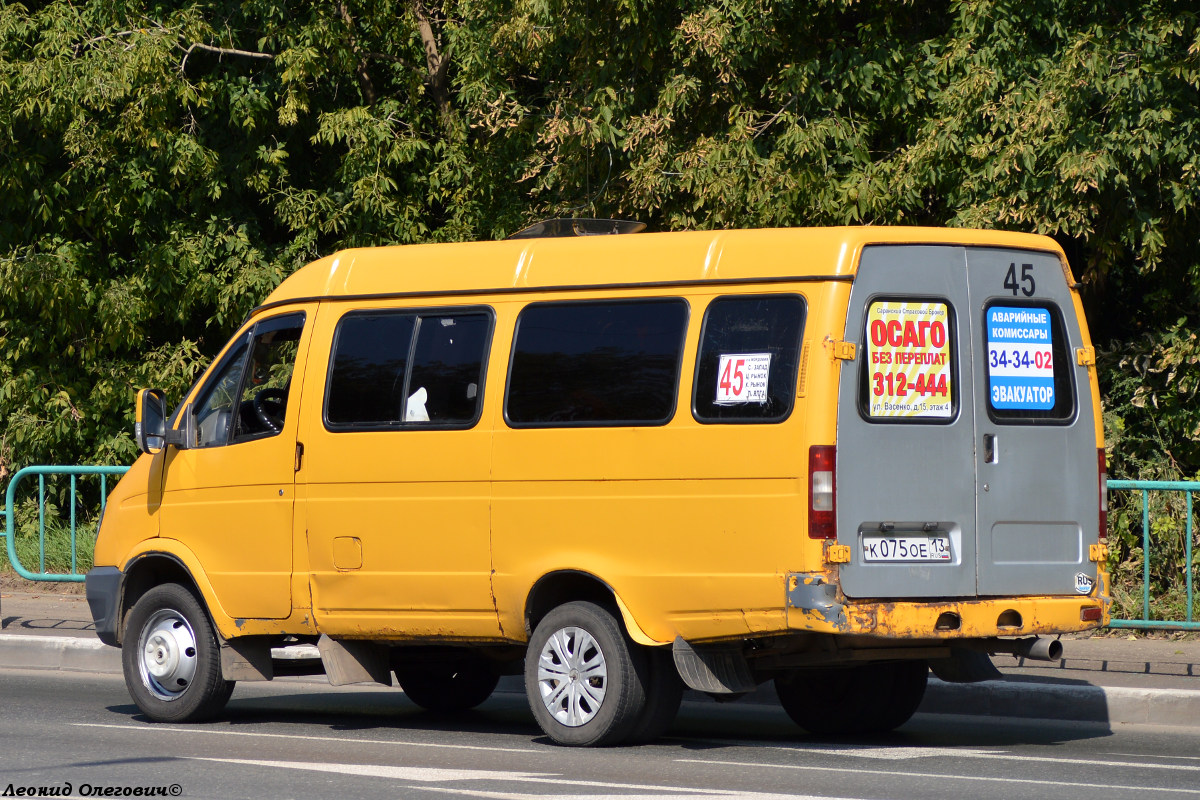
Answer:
692, 294, 807, 423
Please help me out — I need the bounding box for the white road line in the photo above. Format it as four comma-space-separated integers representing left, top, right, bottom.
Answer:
1104, 752, 1200, 762
187, 759, 551, 783
70, 722, 541, 754
809, 748, 1200, 772
754, 745, 1005, 761
416, 789, 849, 800
672, 739, 1200, 772
188, 757, 854, 800
676, 758, 1200, 795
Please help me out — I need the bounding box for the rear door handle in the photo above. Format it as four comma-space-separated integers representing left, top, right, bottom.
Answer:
983, 434, 998, 464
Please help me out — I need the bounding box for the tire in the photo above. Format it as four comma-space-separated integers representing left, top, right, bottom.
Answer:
775, 660, 928, 735
525, 601, 649, 746
395, 654, 500, 712
121, 583, 234, 722
626, 645, 683, 743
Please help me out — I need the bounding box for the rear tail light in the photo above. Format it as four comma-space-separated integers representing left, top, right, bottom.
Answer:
1098, 448, 1108, 541
809, 445, 836, 539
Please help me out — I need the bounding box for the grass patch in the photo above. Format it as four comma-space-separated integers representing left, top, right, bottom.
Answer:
1107, 485, 1200, 624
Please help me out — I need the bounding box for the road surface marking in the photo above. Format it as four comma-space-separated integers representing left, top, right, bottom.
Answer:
677, 758, 1200, 795
188, 757, 854, 799
71, 722, 540, 754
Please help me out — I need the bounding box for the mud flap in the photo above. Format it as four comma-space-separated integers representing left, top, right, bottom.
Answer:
219, 637, 274, 682
671, 637, 756, 694
928, 647, 1002, 683
317, 634, 393, 686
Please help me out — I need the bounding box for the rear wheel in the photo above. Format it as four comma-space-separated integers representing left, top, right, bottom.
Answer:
395, 653, 500, 712
525, 601, 649, 746
775, 660, 928, 735
121, 583, 234, 722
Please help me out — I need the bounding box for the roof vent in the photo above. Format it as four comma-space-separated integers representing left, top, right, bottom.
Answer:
507, 218, 647, 240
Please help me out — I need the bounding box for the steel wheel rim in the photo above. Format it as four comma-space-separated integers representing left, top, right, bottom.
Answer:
536, 625, 608, 727
137, 608, 199, 701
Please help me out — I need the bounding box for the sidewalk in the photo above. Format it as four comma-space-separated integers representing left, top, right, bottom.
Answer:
3, 587, 1199, 728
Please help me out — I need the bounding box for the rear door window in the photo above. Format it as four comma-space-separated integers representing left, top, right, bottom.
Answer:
859, 298, 957, 423
983, 301, 1075, 423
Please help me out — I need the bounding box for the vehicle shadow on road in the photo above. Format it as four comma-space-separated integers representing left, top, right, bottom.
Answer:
102, 686, 1113, 751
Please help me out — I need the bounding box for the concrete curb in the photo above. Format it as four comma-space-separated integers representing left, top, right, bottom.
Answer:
921, 678, 1200, 728
4, 635, 1200, 729
1, 634, 121, 674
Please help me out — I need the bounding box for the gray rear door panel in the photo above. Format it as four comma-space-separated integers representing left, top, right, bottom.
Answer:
966, 248, 1099, 597
836, 245, 1099, 600
836, 246, 977, 599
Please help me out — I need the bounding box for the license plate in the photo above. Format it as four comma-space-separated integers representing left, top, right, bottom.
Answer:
862, 534, 952, 562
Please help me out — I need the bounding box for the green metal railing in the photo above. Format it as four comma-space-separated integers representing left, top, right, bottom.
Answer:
3, 465, 130, 582
2, 466, 1197, 630
1107, 479, 1199, 631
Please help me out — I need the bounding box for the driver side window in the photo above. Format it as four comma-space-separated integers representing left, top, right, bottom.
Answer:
192, 313, 306, 447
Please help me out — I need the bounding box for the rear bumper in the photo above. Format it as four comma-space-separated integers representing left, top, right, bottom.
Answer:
85, 566, 123, 647
786, 571, 1111, 638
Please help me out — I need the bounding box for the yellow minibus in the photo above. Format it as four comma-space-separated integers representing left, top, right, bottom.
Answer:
88, 224, 1109, 745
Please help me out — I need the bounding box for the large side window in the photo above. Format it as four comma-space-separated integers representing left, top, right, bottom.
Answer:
693, 295, 806, 423
983, 301, 1075, 423
325, 308, 491, 430
858, 298, 957, 423
506, 299, 689, 427
191, 313, 306, 447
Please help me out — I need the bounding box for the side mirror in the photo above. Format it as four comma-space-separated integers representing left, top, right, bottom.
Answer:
135, 389, 167, 454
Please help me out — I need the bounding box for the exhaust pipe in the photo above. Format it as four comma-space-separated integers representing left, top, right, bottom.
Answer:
982, 636, 1064, 662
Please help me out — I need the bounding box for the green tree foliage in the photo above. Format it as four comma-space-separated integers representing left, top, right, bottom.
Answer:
1, 0, 1199, 489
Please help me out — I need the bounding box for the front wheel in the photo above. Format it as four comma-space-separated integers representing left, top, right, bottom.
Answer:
121, 584, 234, 722
525, 601, 649, 746
775, 660, 928, 735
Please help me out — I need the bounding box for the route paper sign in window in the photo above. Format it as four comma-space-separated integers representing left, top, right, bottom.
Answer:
987, 306, 1054, 410
865, 300, 952, 419
715, 353, 771, 405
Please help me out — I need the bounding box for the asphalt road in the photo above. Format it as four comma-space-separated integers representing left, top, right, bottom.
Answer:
3, 668, 1200, 800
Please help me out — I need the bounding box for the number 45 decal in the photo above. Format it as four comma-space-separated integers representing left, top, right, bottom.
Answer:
1004, 262, 1036, 297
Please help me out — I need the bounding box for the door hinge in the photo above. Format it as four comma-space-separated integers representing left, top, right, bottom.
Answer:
832, 340, 857, 361
295, 441, 304, 472
1076, 346, 1096, 366
1089, 543, 1109, 562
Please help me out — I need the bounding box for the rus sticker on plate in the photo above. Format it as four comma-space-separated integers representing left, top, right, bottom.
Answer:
716, 353, 771, 405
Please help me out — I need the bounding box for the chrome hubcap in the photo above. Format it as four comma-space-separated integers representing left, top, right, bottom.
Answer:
536, 626, 607, 727
138, 609, 198, 701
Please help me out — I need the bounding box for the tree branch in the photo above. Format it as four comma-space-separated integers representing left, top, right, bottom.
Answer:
337, 2, 378, 105
180, 42, 274, 74
411, 1, 454, 134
